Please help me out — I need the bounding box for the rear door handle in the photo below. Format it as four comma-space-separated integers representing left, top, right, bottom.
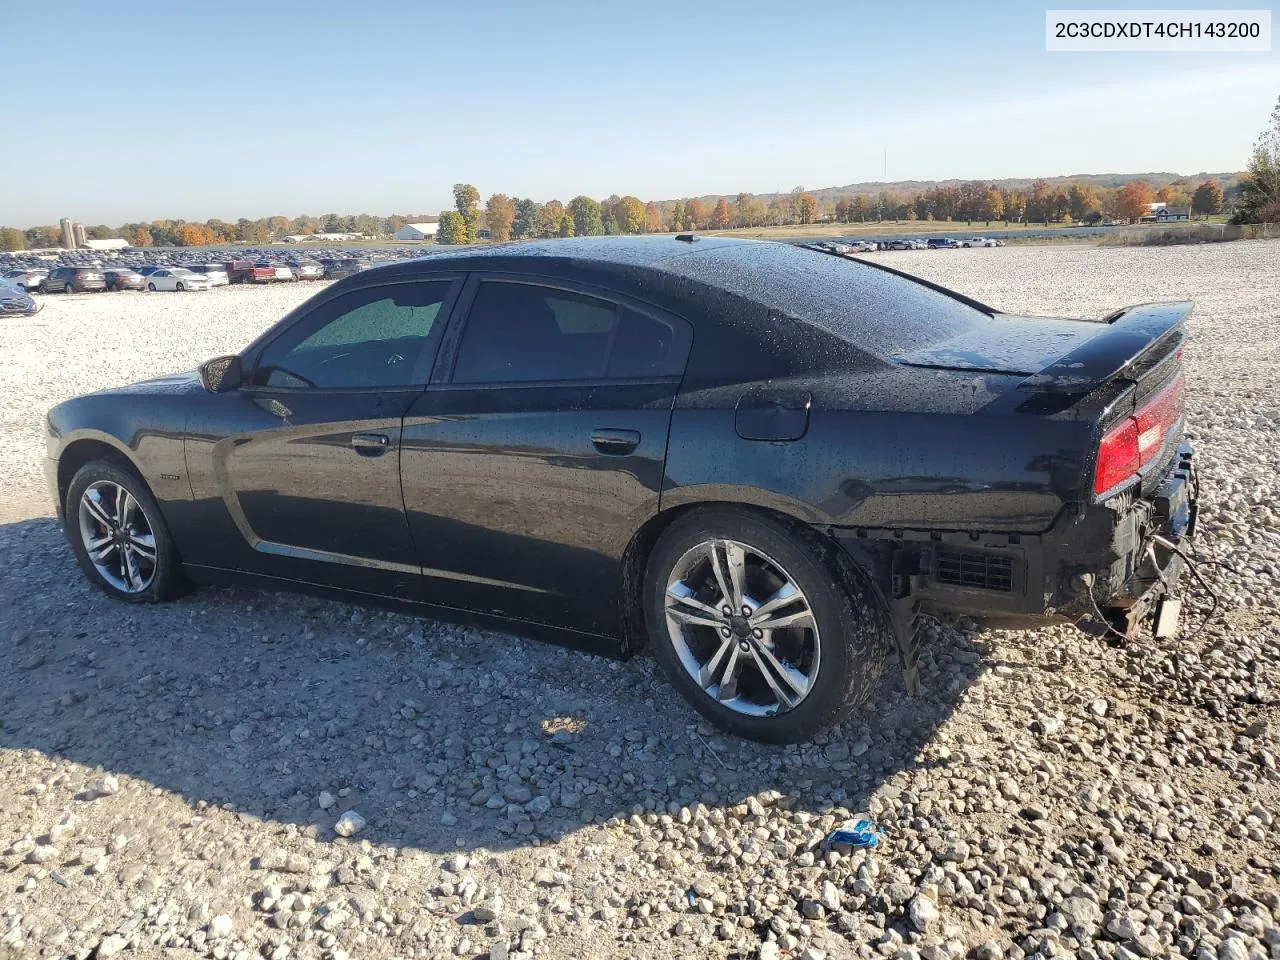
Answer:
352, 433, 390, 457
591, 428, 641, 455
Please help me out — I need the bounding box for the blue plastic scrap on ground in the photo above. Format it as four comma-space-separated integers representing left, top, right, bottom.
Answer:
825, 818, 884, 849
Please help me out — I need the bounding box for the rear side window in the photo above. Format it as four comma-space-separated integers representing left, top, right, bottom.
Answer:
451, 281, 684, 384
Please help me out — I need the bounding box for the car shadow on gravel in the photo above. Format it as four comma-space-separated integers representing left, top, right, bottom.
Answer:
0, 516, 981, 856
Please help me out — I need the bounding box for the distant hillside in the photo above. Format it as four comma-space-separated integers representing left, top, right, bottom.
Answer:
673, 172, 1243, 205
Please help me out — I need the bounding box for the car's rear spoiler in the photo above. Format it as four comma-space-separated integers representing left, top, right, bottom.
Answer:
1018, 301, 1191, 393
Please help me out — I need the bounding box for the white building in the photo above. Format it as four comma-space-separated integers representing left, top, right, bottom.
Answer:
395, 222, 439, 241
85, 238, 130, 251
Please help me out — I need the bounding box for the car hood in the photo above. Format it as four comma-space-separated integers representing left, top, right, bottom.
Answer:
96, 369, 205, 397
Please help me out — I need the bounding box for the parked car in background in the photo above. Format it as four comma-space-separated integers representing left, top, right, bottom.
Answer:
44, 236, 1196, 743
319, 258, 371, 279
287, 260, 325, 280
146, 268, 211, 292
849, 241, 878, 253
926, 238, 958, 249
104, 269, 146, 291
883, 239, 915, 250
188, 264, 230, 286
2, 268, 49, 293
260, 262, 295, 281
956, 237, 1000, 248
0, 280, 40, 316
40, 267, 106, 293
224, 260, 278, 284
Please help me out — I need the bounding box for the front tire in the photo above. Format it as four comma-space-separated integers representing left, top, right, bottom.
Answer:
147, 282, 156, 291
65, 459, 183, 603
644, 507, 892, 743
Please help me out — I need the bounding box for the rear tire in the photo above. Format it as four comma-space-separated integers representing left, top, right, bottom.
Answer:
176, 282, 185, 291
643, 507, 892, 743
64, 459, 184, 603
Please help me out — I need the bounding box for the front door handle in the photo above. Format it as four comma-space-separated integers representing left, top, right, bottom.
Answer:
591, 428, 641, 456
352, 433, 390, 457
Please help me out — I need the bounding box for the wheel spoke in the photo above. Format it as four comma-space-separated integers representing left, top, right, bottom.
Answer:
87, 536, 116, 563
667, 607, 727, 630
128, 532, 156, 563
115, 488, 135, 528
750, 581, 801, 620
750, 641, 811, 704
122, 546, 141, 589
750, 598, 814, 631
697, 635, 734, 689
710, 540, 746, 609
665, 583, 727, 619
83, 490, 113, 529
715, 643, 743, 701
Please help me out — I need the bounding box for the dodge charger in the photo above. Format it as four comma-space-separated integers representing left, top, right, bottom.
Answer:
45, 237, 1197, 742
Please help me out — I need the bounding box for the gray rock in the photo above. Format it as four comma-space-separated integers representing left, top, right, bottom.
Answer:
908, 894, 940, 933
96, 935, 128, 958
333, 810, 366, 837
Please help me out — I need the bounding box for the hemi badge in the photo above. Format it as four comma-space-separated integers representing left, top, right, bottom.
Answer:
161, 473, 180, 481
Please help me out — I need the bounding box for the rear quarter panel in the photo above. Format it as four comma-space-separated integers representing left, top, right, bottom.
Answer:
663, 373, 1094, 534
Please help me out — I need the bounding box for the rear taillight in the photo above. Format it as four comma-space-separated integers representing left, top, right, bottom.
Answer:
1093, 374, 1185, 496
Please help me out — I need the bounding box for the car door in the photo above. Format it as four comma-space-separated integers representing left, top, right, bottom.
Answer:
400, 275, 693, 636
181, 277, 462, 598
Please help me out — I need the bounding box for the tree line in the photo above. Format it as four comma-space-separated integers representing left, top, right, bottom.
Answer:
7, 94, 1280, 256
0, 178, 1234, 255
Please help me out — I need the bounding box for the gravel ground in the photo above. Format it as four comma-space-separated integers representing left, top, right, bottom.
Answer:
1, 245, 1278, 960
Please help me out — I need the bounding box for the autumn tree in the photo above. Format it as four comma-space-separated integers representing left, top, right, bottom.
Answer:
1234, 96, 1280, 223
1115, 180, 1154, 222
669, 200, 686, 231
568, 196, 603, 237
1067, 183, 1102, 221
484, 194, 516, 242
175, 223, 212, 246
541, 200, 571, 237
684, 199, 707, 230
437, 211, 467, 245
849, 196, 870, 222
124, 225, 152, 247
986, 188, 1004, 224
615, 196, 646, 234
1024, 180, 1055, 222
453, 183, 481, 241
734, 193, 752, 227
0, 228, 23, 252
1154, 186, 1192, 209
645, 201, 662, 233
1192, 180, 1224, 217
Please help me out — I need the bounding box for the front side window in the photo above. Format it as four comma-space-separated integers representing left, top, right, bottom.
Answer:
451, 282, 682, 384
251, 281, 452, 389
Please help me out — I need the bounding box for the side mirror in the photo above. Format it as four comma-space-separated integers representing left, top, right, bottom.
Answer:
199, 355, 243, 393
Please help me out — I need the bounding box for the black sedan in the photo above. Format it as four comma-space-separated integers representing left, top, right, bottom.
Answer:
44, 237, 1196, 742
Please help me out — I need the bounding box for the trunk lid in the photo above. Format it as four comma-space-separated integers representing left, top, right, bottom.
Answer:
894, 302, 1190, 396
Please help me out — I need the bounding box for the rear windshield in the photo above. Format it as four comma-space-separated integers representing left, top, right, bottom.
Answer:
665, 243, 989, 357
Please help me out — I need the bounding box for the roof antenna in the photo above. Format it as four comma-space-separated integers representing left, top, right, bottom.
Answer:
675, 233, 697, 243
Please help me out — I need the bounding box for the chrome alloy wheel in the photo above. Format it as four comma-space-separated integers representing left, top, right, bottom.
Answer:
664, 539, 820, 716
77, 480, 157, 593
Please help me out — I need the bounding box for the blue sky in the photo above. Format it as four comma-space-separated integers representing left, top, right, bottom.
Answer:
2, 0, 1276, 224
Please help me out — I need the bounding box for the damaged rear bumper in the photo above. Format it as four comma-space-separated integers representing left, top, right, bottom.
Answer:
832, 439, 1198, 640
